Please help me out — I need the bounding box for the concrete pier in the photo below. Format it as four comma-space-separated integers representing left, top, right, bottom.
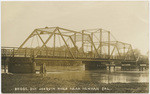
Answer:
106, 64, 116, 71
8, 57, 36, 73
83, 61, 106, 70
121, 64, 131, 71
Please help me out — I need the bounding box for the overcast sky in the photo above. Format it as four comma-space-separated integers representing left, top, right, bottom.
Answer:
1, 1, 149, 55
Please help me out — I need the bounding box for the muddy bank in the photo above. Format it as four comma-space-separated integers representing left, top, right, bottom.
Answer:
2, 73, 148, 93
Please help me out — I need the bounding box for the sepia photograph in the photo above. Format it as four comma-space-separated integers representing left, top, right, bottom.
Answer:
1, 1, 149, 93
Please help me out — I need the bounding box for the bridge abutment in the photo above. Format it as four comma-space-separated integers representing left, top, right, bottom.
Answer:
8, 57, 36, 73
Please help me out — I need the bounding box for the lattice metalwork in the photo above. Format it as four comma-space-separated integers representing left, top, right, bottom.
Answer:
2, 27, 135, 61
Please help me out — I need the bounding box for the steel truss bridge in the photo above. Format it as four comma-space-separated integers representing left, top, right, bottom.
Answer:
2, 27, 136, 62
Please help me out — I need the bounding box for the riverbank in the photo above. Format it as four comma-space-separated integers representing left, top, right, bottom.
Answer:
2, 73, 148, 93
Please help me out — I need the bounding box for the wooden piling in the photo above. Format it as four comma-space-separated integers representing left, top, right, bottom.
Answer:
109, 66, 111, 71
40, 63, 46, 74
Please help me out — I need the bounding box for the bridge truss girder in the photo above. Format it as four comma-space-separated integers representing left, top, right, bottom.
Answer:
18, 26, 136, 61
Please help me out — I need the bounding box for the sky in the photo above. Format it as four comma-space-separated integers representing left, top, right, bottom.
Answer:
1, 1, 149, 55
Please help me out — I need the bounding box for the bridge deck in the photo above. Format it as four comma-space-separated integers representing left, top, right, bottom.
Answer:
1, 47, 136, 62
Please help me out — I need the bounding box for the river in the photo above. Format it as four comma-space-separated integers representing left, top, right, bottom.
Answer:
1, 65, 149, 93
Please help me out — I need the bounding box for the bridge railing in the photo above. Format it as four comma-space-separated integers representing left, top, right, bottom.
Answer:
1, 47, 135, 61
1, 47, 34, 57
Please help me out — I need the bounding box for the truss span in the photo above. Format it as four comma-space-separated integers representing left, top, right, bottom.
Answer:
2, 27, 136, 62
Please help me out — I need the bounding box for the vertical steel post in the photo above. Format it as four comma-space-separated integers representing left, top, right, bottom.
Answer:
53, 33, 55, 57
91, 32, 93, 53
82, 30, 84, 53
108, 31, 110, 59
100, 29, 102, 56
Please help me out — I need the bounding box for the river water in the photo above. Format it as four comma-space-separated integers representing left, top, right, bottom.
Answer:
1, 65, 149, 84
34, 66, 149, 83
1, 65, 149, 93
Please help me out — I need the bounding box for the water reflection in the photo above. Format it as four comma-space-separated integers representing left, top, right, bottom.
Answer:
2, 65, 149, 84
36, 66, 149, 84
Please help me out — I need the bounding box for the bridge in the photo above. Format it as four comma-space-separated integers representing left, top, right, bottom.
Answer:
2, 27, 137, 73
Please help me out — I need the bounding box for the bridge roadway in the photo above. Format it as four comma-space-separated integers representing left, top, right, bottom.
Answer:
2, 47, 136, 63
1, 47, 137, 73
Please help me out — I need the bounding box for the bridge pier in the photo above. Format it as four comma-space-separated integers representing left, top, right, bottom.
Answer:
106, 61, 116, 71
8, 57, 36, 73
107, 64, 116, 71
121, 61, 136, 71
121, 66, 131, 71
2, 57, 7, 73
83, 61, 106, 70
